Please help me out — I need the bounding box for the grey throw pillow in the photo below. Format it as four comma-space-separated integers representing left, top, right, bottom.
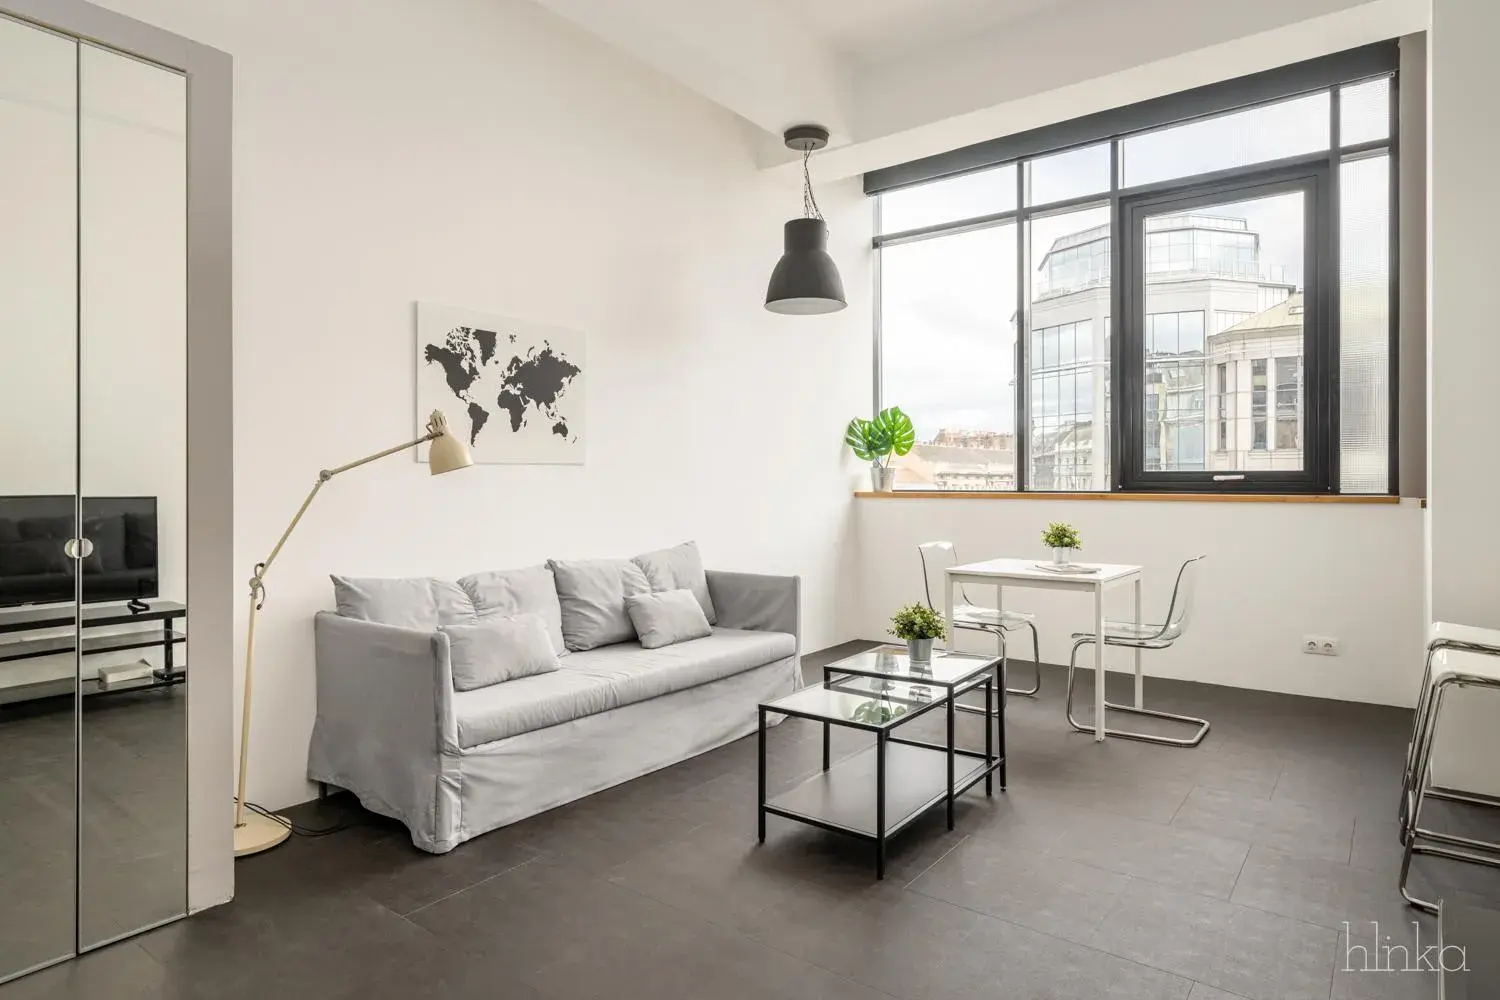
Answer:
625, 589, 713, 649
458, 564, 567, 656
330, 576, 476, 630
631, 540, 716, 624
439, 614, 559, 691
547, 557, 650, 651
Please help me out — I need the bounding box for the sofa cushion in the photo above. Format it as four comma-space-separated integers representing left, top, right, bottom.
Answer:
631, 541, 716, 624
458, 564, 566, 656
440, 613, 560, 692
452, 626, 795, 748
547, 557, 650, 651
330, 575, 476, 630
625, 589, 712, 649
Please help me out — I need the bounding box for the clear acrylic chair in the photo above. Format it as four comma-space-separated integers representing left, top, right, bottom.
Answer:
918, 541, 1041, 703
1064, 555, 1210, 747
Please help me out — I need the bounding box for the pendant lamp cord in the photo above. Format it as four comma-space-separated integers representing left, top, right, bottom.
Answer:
802, 145, 824, 221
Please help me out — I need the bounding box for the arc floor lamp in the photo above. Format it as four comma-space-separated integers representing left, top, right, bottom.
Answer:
234, 409, 474, 857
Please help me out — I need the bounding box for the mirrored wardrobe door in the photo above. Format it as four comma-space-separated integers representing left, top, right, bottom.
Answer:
77, 40, 187, 949
0, 13, 80, 983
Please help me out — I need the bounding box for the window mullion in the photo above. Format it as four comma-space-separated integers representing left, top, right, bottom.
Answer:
1016, 165, 1029, 491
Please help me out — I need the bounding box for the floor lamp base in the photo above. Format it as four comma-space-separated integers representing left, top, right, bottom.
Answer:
234, 807, 290, 857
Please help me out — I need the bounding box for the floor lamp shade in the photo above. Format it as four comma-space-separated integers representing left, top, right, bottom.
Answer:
426, 411, 474, 474
765, 218, 847, 315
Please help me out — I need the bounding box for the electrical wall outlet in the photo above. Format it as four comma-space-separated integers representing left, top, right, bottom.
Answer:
1302, 635, 1340, 657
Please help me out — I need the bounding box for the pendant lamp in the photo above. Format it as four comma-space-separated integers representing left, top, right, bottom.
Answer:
765, 125, 847, 315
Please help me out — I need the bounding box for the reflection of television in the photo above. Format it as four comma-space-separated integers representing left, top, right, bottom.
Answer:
0, 496, 159, 608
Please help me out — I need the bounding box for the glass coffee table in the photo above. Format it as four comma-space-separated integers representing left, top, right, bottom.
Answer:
757, 646, 1004, 878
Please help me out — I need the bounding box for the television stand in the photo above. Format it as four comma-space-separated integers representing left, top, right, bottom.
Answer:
127, 597, 150, 614
0, 600, 187, 705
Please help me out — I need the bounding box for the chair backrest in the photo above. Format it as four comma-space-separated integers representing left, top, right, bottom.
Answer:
916, 541, 958, 611
1162, 555, 1207, 635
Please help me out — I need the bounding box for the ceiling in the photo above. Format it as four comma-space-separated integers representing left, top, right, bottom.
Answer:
527, 0, 1426, 180
773, 0, 1071, 62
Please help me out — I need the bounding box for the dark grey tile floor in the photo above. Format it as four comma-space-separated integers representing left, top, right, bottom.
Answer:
0, 688, 187, 979
5, 642, 1499, 1000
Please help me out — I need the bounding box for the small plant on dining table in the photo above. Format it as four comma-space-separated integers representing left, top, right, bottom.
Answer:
1041, 522, 1082, 551
888, 603, 946, 641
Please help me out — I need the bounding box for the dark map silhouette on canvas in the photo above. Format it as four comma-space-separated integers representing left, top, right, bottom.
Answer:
422, 326, 582, 447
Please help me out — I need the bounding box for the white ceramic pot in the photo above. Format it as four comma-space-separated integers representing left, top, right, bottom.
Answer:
1053, 547, 1075, 567
906, 637, 934, 662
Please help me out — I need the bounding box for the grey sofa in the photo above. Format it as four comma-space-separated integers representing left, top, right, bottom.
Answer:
307, 567, 800, 853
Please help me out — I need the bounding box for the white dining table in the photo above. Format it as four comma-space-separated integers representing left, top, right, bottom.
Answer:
944, 558, 1143, 743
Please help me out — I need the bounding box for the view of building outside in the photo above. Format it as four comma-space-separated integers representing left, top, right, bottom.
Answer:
877, 79, 1390, 493
889, 207, 1304, 490
1025, 207, 1299, 489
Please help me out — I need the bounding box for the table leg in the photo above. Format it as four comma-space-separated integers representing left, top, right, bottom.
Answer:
946, 691, 956, 830
984, 675, 993, 797
1133, 576, 1143, 710
757, 707, 767, 843
875, 729, 887, 879
998, 672, 1007, 788
1093, 583, 1106, 743
822, 721, 830, 771
944, 575, 956, 652
995, 584, 1005, 683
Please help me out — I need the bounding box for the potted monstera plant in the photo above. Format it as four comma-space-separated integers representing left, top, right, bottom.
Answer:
845, 406, 915, 492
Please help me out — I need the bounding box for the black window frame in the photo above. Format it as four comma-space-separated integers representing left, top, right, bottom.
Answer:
869, 41, 1400, 497
1116, 165, 1331, 493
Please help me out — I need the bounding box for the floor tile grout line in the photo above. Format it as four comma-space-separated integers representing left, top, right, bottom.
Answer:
397, 855, 541, 920
892, 878, 1198, 994
598, 865, 911, 1000
900, 833, 969, 889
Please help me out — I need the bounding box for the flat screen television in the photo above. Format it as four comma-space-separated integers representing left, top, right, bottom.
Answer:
0, 496, 159, 608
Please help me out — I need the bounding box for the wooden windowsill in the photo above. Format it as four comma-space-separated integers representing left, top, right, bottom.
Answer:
853, 490, 1405, 505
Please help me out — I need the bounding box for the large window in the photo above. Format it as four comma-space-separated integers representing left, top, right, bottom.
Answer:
880, 225, 1018, 490
871, 51, 1397, 495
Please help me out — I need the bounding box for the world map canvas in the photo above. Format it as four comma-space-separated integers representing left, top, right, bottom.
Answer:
415, 303, 586, 465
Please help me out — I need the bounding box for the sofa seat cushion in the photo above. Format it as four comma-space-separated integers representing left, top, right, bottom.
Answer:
452, 626, 795, 749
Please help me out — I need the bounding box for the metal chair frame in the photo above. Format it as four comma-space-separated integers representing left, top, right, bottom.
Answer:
1064, 555, 1210, 748
1398, 625, 1500, 840
918, 541, 1041, 706
1398, 644, 1500, 914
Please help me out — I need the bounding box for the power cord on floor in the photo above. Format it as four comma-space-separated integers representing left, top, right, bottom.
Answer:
240, 799, 363, 838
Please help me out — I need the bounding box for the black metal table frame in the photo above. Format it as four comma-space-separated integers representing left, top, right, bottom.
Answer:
757, 660, 1005, 879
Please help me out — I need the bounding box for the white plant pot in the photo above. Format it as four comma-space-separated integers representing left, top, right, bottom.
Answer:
906, 637, 934, 662
871, 466, 896, 492
1052, 547, 1075, 567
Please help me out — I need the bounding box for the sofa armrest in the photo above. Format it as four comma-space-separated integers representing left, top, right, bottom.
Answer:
311, 612, 458, 756
706, 571, 801, 650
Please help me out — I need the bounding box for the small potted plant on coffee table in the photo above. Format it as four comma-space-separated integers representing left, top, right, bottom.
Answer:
1042, 521, 1082, 568
889, 603, 946, 663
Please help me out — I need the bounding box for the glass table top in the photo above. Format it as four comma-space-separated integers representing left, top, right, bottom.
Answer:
823, 645, 997, 687
763, 676, 948, 728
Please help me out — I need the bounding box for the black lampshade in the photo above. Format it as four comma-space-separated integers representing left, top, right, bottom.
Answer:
765, 218, 847, 315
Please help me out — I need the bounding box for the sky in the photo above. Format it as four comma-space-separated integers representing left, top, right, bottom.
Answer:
876, 82, 1389, 442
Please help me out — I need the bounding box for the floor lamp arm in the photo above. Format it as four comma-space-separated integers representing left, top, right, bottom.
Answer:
234, 429, 439, 835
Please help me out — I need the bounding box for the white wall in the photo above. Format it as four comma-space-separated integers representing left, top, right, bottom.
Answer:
1426, 0, 1500, 797
93, 0, 872, 815
851, 497, 1426, 707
